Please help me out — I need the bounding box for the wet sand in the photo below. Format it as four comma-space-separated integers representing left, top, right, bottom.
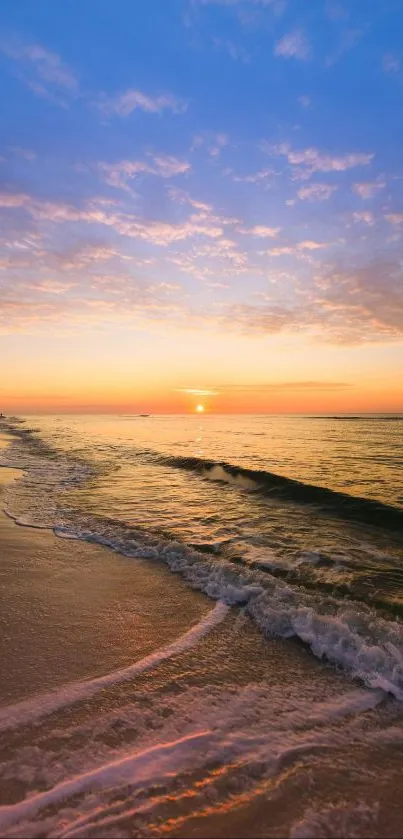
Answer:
0, 461, 211, 704
1, 443, 403, 837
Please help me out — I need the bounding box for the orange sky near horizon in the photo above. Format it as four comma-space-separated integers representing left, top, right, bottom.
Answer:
2, 327, 403, 415
2, 373, 403, 415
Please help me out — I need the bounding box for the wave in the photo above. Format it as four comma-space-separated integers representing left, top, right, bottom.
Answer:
308, 416, 403, 421
158, 454, 403, 532
38, 521, 403, 702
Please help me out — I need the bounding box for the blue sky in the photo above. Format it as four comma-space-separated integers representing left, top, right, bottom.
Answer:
0, 0, 402, 411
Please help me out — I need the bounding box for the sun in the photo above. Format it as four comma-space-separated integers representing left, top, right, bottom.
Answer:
195, 404, 204, 413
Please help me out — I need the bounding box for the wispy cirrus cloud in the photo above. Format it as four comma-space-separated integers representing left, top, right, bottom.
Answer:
240, 225, 280, 237
99, 154, 190, 190
297, 184, 337, 201
219, 260, 403, 344
210, 381, 352, 393
0, 191, 31, 207
0, 187, 242, 248
98, 89, 187, 118
352, 211, 374, 226
191, 132, 229, 158
268, 143, 374, 177
382, 54, 400, 74
274, 30, 310, 60
352, 181, 385, 199
20, 194, 225, 245
175, 387, 219, 395
266, 246, 293, 256
167, 188, 212, 213
189, 0, 285, 14
266, 240, 332, 257
1, 39, 78, 105
192, 0, 282, 6
212, 37, 250, 62
176, 381, 351, 396
232, 167, 276, 186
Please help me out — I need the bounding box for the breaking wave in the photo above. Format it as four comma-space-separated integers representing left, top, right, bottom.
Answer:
158, 454, 403, 532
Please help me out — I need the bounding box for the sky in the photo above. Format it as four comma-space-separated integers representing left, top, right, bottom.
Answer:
0, 0, 402, 414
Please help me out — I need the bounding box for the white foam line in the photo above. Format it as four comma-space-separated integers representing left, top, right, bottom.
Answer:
0, 730, 212, 833
0, 602, 229, 733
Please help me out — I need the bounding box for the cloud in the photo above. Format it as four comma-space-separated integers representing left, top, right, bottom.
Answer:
298, 240, 330, 250
212, 381, 352, 393
167, 188, 212, 212
175, 388, 219, 396
37, 200, 224, 245
1, 40, 78, 105
240, 225, 280, 237
352, 181, 385, 199
99, 155, 190, 190
385, 214, 403, 226
191, 0, 285, 13
191, 132, 229, 158
297, 184, 337, 201
325, 28, 363, 68
298, 95, 311, 108
208, 258, 403, 345
9, 147, 37, 161
212, 37, 250, 62
270, 143, 374, 177
274, 31, 310, 60
24, 279, 77, 295
0, 191, 31, 207
1, 188, 239, 249
314, 260, 403, 341
232, 167, 276, 185
98, 89, 187, 118
193, 0, 281, 5
267, 247, 293, 256
289, 148, 373, 173
382, 54, 400, 74
0, 255, 30, 270
267, 241, 331, 257
169, 235, 249, 279
352, 211, 374, 226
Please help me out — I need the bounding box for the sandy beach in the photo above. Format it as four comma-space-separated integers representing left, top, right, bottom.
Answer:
0, 449, 212, 705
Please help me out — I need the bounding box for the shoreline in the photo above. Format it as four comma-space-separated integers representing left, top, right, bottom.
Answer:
0, 441, 212, 706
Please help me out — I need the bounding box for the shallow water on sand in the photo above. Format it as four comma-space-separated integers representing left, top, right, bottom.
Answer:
0, 416, 403, 837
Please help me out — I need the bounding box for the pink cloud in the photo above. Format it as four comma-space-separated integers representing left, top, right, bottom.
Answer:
297, 184, 337, 201
270, 143, 374, 176
240, 225, 281, 237
99, 155, 190, 190
0, 192, 31, 207
99, 89, 187, 118
274, 30, 310, 60
352, 181, 385, 199
352, 211, 374, 226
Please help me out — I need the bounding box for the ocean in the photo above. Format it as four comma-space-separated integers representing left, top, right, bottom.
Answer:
1, 413, 403, 837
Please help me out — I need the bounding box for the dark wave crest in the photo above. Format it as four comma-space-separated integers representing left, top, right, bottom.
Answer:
160, 454, 403, 533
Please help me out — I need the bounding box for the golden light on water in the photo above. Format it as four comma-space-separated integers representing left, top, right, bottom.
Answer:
196, 404, 204, 413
